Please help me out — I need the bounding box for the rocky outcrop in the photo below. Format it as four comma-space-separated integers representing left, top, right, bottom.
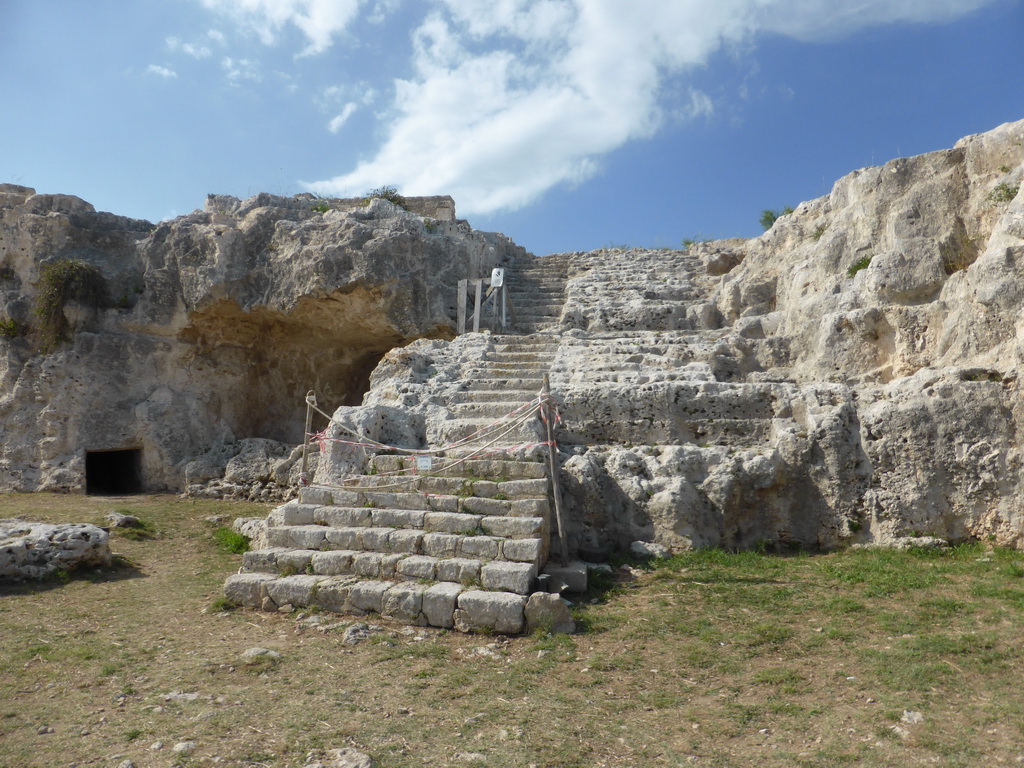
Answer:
0, 189, 524, 493
0, 519, 111, 580
313, 119, 1024, 553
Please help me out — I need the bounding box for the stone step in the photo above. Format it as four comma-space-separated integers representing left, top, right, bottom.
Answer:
224, 572, 533, 632
368, 454, 547, 479
333, 474, 549, 500
450, 401, 542, 419
244, 551, 539, 596
451, 388, 540, 403
271, 495, 547, 525
430, 418, 541, 444
259, 522, 546, 565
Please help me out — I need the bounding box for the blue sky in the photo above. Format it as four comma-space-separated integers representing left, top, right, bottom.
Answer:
2, 0, 1022, 255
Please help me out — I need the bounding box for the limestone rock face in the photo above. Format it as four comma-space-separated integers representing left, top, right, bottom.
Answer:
0, 189, 523, 493
317, 119, 1024, 553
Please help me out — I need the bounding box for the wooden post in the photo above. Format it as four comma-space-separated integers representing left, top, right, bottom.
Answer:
542, 374, 569, 565
457, 279, 467, 335
300, 390, 316, 488
472, 279, 483, 333
500, 284, 507, 330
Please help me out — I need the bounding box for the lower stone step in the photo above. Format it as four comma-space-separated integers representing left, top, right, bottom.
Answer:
224, 572, 564, 633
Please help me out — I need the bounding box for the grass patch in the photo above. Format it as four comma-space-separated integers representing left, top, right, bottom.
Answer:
847, 254, 873, 277
212, 526, 250, 554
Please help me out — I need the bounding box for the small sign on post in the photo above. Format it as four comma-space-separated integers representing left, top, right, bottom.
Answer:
415, 455, 433, 472
490, 267, 504, 288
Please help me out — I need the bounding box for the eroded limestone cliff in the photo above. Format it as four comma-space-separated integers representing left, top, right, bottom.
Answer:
0, 189, 522, 494
313, 118, 1024, 552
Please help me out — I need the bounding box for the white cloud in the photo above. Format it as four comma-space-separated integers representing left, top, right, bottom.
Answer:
266, 0, 1001, 214
146, 64, 178, 78
222, 56, 261, 83
200, 0, 363, 55
328, 103, 359, 133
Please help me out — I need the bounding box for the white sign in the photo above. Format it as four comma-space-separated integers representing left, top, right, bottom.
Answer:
415, 455, 433, 471
490, 267, 505, 288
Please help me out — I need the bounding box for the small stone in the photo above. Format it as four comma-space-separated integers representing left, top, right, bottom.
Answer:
241, 647, 282, 661
901, 710, 924, 725
117, 761, 137, 768
172, 740, 197, 754
630, 540, 671, 559
302, 747, 373, 768
342, 622, 373, 646
150, 740, 164, 751
104, 512, 142, 528
37, 725, 53, 735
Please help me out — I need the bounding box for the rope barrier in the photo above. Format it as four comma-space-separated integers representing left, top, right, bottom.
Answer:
300, 388, 561, 492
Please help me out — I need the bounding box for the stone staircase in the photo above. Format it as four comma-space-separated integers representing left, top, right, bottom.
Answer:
224, 254, 582, 633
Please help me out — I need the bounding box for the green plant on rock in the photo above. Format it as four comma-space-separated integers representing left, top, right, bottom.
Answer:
362, 185, 408, 210
759, 206, 794, 231
310, 202, 331, 214
423, 217, 439, 233
812, 223, 828, 241
847, 254, 873, 277
33, 259, 108, 352
0, 317, 27, 338
989, 183, 1019, 204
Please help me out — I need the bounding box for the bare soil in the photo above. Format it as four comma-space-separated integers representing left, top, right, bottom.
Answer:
2, 493, 1023, 767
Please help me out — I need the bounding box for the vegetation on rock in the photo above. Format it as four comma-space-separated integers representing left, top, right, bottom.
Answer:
362, 185, 408, 210
33, 258, 108, 352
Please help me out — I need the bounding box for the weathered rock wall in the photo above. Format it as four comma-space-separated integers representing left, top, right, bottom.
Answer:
315, 119, 1024, 554
0, 188, 524, 494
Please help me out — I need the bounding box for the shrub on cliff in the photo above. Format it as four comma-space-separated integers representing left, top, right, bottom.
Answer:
33, 259, 108, 352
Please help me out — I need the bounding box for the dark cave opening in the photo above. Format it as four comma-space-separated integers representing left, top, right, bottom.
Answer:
85, 448, 143, 495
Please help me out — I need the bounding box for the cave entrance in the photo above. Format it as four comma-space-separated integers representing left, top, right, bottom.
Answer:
85, 448, 143, 495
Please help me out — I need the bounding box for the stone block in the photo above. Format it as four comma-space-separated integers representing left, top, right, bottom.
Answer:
459, 536, 501, 560
372, 508, 425, 528
424, 512, 480, 534
289, 526, 327, 550
349, 580, 389, 613
480, 516, 543, 538
314, 506, 371, 527
425, 494, 459, 512
524, 592, 575, 634
397, 555, 438, 581
298, 487, 333, 505
481, 562, 536, 595
421, 532, 460, 558
311, 577, 356, 612
264, 575, 324, 608
268, 502, 317, 526
543, 561, 588, 593
265, 527, 292, 548
276, 549, 315, 573
454, 590, 527, 634
501, 538, 543, 564
436, 557, 481, 585
351, 552, 383, 578
223, 573, 275, 607
382, 583, 428, 623
359, 527, 393, 550
388, 529, 424, 553
324, 527, 361, 549
510, 499, 549, 518
423, 582, 463, 628
460, 497, 509, 516
242, 547, 287, 573
379, 553, 406, 577
310, 550, 355, 575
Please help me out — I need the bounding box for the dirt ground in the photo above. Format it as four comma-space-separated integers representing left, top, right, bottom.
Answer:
2, 493, 1023, 768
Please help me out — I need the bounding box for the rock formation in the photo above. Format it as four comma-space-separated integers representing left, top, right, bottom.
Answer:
309, 118, 1024, 554
4, 118, 1024, 569
0, 189, 522, 496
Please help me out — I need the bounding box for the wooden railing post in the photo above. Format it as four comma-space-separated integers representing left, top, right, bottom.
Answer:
542, 374, 569, 565
457, 279, 468, 335
472, 279, 483, 333
300, 390, 316, 487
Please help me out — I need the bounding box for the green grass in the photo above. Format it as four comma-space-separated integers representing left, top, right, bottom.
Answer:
4, 494, 1024, 767
212, 526, 250, 554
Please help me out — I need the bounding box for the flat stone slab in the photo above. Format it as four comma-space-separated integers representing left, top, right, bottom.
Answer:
454, 590, 527, 634
0, 519, 111, 581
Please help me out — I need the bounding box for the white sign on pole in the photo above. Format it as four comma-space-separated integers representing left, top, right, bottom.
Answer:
415, 455, 433, 471
491, 267, 504, 288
